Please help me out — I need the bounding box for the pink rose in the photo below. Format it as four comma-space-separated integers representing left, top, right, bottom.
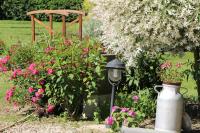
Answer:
28, 63, 36, 71
38, 88, 45, 94
28, 87, 34, 93
5, 87, 15, 101
35, 92, 42, 98
0, 56, 10, 64
105, 116, 114, 125
31, 97, 38, 103
47, 68, 53, 75
31, 69, 39, 75
47, 104, 55, 113
12, 69, 22, 78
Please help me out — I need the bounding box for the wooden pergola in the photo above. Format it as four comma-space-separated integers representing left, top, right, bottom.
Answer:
27, 10, 85, 42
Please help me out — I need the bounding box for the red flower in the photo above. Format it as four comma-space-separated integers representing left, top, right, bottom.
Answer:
47, 68, 54, 75
31, 97, 38, 103
176, 63, 182, 68
0, 56, 10, 64
82, 48, 89, 55
64, 39, 72, 46
47, 104, 55, 113
38, 88, 45, 94
28, 87, 34, 93
28, 63, 36, 71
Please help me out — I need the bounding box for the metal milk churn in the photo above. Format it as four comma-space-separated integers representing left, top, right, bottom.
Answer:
154, 83, 183, 133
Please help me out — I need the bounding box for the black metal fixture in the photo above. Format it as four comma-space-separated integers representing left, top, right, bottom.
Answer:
106, 59, 125, 116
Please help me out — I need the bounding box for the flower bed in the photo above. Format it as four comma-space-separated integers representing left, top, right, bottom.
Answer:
0, 37, 106, 119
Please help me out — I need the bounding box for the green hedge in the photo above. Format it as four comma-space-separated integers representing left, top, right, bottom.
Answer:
1, 0, 83, 21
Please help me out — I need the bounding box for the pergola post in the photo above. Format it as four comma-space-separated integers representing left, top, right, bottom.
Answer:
78, 14, 83, 41
31, 15, 35, 42
62, 15, 66, 39
49, 14, 53, 39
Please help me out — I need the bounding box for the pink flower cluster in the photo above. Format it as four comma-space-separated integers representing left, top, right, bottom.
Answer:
0, 56, 10, 64
132, 95, 139, 102
161, 61, 172, 69
112, 106, 137, 117
28, 63, 39, 75
28, 87, 45, 103
45, 46, 55, 53
5, 87, 15, 101
0, 56, 10, 72
105, 116, 114, 125
12, 69, 22, 78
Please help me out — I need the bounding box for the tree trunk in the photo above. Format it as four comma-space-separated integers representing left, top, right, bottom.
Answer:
193, 47, 200, 102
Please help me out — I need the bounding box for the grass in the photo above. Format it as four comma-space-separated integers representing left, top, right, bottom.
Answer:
0, 20, 79, 46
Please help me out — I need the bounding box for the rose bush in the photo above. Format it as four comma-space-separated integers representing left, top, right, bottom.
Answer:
2, 37, 106, 119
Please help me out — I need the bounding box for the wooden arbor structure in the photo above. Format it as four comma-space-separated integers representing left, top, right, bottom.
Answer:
27, 10, 85, 42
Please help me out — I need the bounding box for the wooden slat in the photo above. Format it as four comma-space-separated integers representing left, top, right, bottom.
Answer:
27, 10, 85, 16
69, 18, 79, 25
34, 18, 54, 34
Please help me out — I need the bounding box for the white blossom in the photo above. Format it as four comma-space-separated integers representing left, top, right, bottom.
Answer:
91, 0, 200, 66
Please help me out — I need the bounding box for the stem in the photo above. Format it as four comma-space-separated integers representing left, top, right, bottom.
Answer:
193, 47, 200, 102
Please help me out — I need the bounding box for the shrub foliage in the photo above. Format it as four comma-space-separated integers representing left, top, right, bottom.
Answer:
1, 0, 83, 21
1, 37, 106, 119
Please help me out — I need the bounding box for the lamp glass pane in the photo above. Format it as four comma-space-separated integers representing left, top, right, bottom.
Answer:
108, 69, 121, 82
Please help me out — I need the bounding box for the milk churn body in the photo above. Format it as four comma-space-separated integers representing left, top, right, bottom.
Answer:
155, 84, 183, 133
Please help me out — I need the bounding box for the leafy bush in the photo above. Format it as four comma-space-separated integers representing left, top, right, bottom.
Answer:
0, 0, 5, 19
2, 37, 106, 119
123, 52, 162, 91
83, 0, 93, 14
9, 44, 36, 69
2, 0, 83, 21
105, 89, 156, 131
0, 40, 6, 55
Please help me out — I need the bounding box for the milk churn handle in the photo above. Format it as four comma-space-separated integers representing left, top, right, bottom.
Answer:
154, 85, 163, 94
180, 87, 188, 95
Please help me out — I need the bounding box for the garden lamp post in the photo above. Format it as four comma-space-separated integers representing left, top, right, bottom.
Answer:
106, 59, 125, 116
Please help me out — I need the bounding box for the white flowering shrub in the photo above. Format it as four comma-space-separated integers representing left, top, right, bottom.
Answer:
92, 0, 200, 66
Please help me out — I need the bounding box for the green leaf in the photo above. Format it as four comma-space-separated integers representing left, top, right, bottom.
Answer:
68, 74, 74, 79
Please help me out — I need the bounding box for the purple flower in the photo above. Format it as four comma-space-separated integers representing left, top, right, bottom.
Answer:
105, 116, 114, 125
128, 110, 136, 117
112, 106, 119, 112
121, 107, 129, 112
132, 95, 139, 102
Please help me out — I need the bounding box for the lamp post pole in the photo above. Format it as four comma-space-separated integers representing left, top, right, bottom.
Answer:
110, 84, 115, 116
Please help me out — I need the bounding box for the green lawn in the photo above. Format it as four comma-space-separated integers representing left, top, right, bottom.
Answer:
0, 20, 198, 103
0, 20, 79, 46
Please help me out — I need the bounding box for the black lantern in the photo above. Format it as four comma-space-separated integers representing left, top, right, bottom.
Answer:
106, 59, 125, 116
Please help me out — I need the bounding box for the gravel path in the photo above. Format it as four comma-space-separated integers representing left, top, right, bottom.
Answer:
0, 118, 199, 133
